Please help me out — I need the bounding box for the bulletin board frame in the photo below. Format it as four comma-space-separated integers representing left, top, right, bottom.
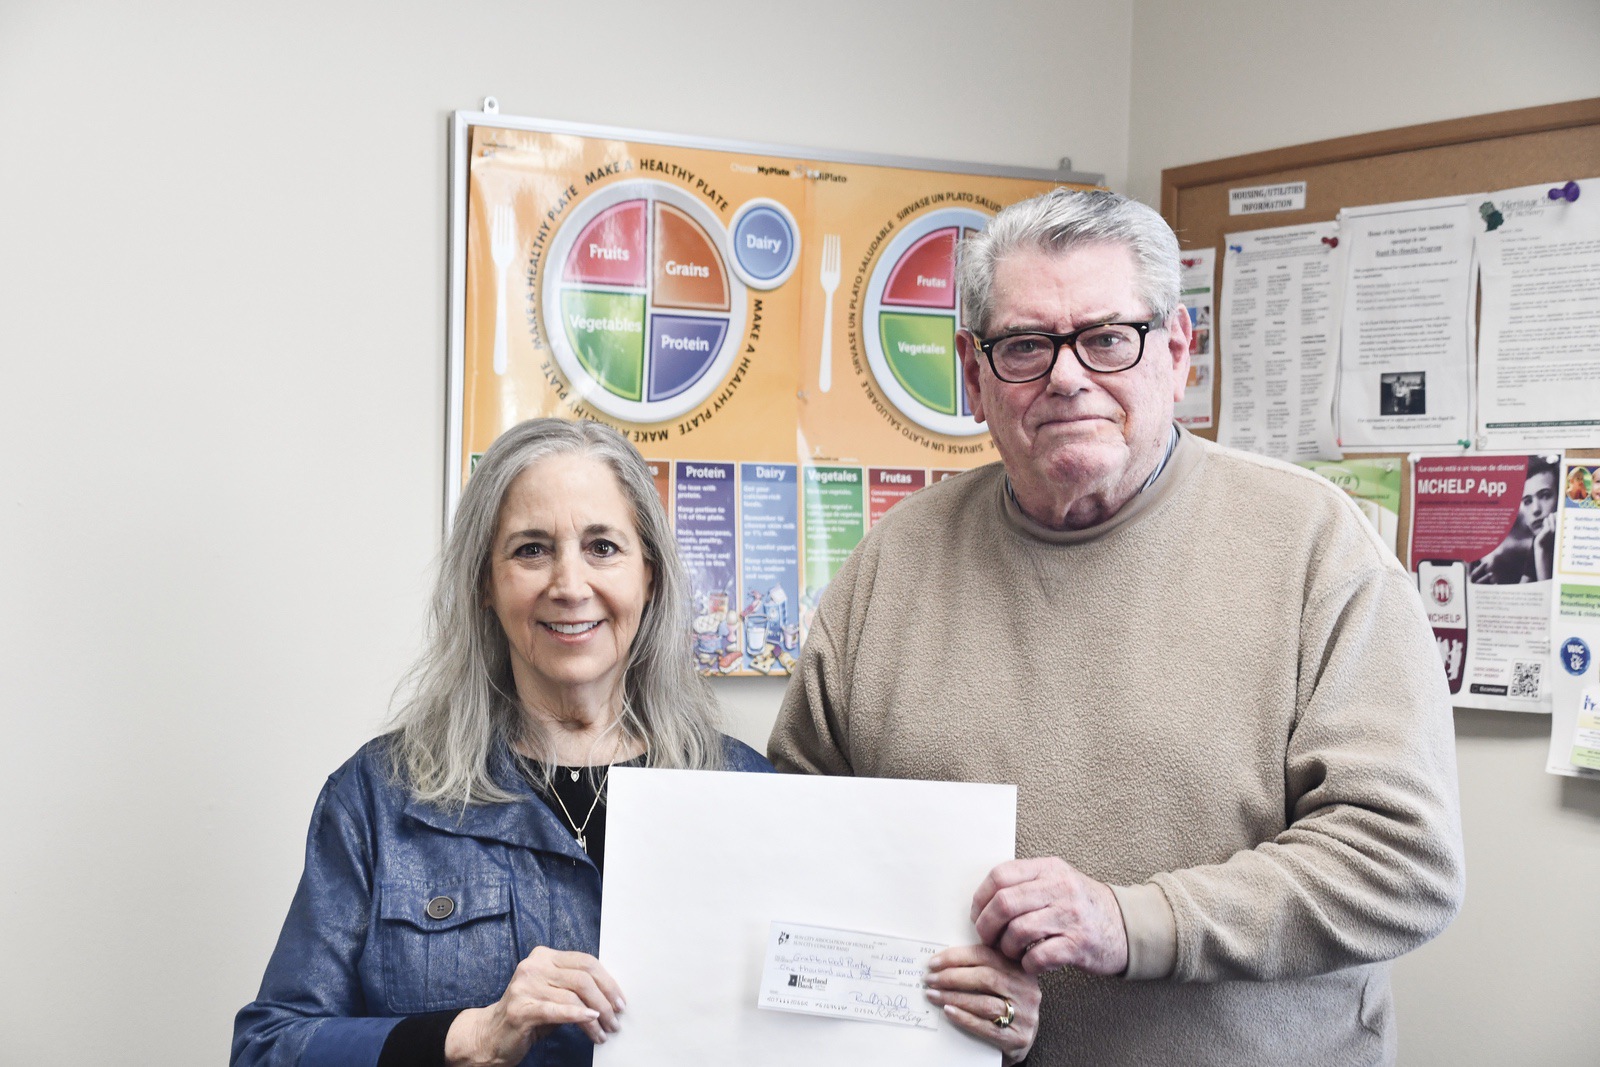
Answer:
1159, 96, 1600, 550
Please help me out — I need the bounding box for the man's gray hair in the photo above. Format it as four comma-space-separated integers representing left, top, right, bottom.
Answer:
389, 417, 725, 807
958, 188, 1181, 335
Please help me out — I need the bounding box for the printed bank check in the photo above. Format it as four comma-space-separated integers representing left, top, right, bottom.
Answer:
756, 921, 943, 1030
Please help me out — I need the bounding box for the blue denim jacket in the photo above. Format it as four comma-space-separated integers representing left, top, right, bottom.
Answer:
233, 735, 772, 1067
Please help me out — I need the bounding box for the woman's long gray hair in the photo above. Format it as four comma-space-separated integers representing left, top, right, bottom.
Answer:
389, 417, 725, 806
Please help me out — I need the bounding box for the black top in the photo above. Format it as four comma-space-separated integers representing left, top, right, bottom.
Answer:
518, 753, 648, 878
377, 1010, 458, 1067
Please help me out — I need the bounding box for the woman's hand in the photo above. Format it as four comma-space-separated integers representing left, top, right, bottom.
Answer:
924, 943, 1041, 1066
444, 947, 624, 1066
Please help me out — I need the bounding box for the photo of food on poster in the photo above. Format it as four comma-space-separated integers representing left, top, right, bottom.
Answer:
1176, 248, 1215, 429
1408, 453, 1558, 713
1545, 460, 1600, 777
451, 116, 1090, 674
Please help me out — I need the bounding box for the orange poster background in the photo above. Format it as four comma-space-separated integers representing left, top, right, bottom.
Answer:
797, 165, 1092, 468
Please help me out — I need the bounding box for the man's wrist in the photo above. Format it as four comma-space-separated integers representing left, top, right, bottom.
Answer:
1109, 882, 1177, 980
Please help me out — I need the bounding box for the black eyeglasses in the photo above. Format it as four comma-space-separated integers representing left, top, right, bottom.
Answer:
971, 319, 1160, 382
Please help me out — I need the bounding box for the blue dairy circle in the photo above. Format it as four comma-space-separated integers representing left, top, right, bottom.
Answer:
1561, 636, 1590, 675
730, 200, 798, 288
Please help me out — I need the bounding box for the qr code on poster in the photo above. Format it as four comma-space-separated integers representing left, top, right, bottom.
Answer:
1511, 660, 1542, 699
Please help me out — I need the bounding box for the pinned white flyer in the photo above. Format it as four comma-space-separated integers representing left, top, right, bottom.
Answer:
1546, 458, 1600, 777
1176, 248, 1215, 429
1217, 223, 1341, 461
1475, 177, 1600, 451
596, 769, 1016, 1066
1337, 195, 1478, 450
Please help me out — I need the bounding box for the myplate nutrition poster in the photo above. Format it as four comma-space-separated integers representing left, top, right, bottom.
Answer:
448, 107, 1096, 675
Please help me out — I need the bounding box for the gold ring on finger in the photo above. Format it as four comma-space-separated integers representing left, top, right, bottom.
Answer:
993, 997, 1015, 1029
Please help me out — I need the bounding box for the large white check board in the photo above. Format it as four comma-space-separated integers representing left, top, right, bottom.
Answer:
596, 768, 1017, 1066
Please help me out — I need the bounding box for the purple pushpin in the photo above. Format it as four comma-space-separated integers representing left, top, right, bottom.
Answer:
1548, 180, 1580, 202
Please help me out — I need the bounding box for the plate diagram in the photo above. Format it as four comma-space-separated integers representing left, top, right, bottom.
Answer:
542, 180, 748, 423
862, 208, 991, 437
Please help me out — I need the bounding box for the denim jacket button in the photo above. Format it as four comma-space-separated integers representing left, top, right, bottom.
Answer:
425, 895, 455, 920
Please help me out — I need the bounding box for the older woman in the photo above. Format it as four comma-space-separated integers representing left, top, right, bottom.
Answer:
232, 419, 769, 1067
234, 418, 1038, 1066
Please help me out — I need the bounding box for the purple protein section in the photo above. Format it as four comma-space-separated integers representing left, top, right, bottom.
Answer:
649, 315, 727, 401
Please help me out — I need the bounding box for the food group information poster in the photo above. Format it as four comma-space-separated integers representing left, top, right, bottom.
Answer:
1546, 459, 1600, 777
448, 110, 1095, 675
1408, 454, 1558, 713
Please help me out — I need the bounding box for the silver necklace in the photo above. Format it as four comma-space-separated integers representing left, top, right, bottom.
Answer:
547, 762, 613, 853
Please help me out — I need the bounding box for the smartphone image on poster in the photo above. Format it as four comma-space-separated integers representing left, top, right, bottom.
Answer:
1417, 559, 1468, 695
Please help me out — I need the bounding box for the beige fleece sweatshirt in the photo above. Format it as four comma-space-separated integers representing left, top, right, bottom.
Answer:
770, 429, 1464, 1066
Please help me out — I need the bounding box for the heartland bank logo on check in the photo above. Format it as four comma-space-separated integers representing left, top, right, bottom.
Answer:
757, 920, 944, 1030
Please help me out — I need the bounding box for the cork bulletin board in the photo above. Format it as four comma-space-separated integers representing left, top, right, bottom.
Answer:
1159, 97, 1600, 549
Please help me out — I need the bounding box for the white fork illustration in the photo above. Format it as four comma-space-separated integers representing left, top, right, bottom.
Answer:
817, 234, 842, 392
490, 204, 515, 376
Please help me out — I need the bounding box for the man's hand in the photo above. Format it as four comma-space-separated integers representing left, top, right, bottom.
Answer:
971, 857, 1129, 977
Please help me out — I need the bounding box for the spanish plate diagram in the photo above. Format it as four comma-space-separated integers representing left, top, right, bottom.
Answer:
862, 207, 991, 438
543, 180, 748, 423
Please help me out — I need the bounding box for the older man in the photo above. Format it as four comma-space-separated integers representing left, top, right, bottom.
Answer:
770, 189, 1464, 1065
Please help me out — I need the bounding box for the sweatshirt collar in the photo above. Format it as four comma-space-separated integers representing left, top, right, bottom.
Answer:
1000, 424, 1201, 544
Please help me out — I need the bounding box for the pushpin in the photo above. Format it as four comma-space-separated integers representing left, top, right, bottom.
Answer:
1228, 244, 1242, 253
1456, 439, 1472, 449
1548, 180, 1580, 202
1320, 236, 1340, 248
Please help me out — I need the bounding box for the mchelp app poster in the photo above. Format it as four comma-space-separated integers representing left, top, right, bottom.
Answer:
448, 109, 1095, 675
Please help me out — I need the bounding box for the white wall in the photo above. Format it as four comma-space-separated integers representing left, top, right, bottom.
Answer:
1126, 0, 1600, 206
0, 1, 1129, 1063
1127, 3, 1600, 1064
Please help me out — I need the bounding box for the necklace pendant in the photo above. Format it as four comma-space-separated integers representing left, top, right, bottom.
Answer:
576, 833, 587, 851
570, 769, 580, 782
